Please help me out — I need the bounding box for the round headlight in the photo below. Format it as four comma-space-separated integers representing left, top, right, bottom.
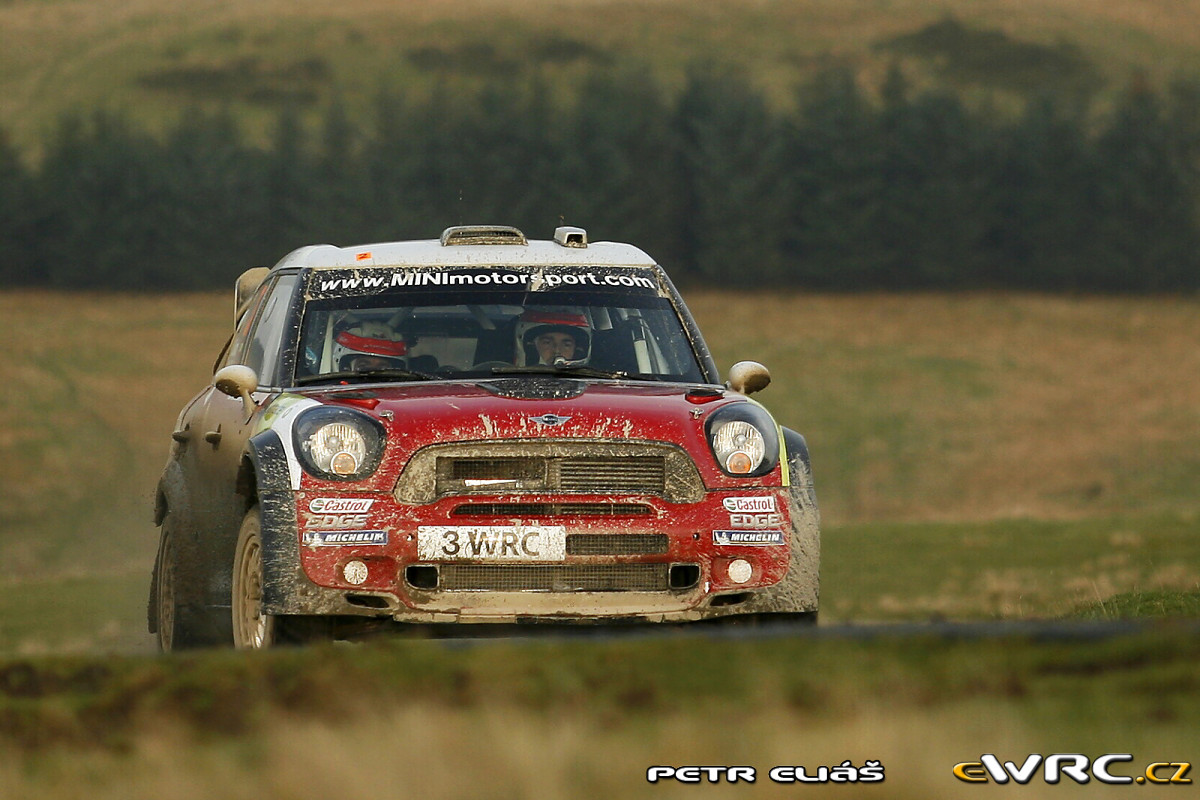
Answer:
294, 406, 385, 481
704, 402, 781, 478
712, 420, 766, 475
309, 422, 366, 476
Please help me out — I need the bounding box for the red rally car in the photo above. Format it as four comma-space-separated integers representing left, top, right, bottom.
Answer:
149, 225, 819, 650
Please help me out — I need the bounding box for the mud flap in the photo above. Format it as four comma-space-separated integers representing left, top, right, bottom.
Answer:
247, 430, 374, 616
731, 427, 820, 616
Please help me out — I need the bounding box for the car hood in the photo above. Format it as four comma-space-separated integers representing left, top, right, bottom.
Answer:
302, 378, 740, 449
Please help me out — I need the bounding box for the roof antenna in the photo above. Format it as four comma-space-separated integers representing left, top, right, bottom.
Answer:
459, 189, 464, 225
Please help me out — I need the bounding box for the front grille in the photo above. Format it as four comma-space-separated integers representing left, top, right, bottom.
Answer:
566, 534, 668, 556
452, 502, 654, 517
435, 456, 665, 496
439, 564, 670, 592
558, 457, 664, 494
395, 440, 705, 504
451, 458, 544, 482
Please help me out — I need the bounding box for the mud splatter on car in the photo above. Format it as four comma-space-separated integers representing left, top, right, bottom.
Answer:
148, 226, 818, 650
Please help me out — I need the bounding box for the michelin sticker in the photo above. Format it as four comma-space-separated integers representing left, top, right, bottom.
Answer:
713, 530, 785, 546
303, 530, 389, 547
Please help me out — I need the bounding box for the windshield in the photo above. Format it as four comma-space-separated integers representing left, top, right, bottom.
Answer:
294, 266, 706, 384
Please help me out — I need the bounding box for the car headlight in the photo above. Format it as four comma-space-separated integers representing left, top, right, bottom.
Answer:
294, 406, 386, 481
705, 403, 780, 478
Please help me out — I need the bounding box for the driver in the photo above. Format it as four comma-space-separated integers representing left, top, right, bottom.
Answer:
330, 320, 408, 371
515, 309, 591, 366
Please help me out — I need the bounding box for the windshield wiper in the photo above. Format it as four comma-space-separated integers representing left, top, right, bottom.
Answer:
488, 364, 638, 381
295, 368, 434, 386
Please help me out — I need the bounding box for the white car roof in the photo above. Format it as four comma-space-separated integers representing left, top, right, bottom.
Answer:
274, 229, 659, 270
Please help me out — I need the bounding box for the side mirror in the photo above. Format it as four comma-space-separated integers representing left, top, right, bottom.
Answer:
727, 361, 771, 395
235, 267, 270, 324
214, 364, 260, 417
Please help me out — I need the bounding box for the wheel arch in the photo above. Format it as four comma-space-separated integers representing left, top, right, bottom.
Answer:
236, 452, 259, 513
246, 428, 314, 615
153, 459, 191, 527
781, 426, 817, 514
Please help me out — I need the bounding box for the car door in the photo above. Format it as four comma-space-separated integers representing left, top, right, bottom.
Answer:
190, 273, 300, 533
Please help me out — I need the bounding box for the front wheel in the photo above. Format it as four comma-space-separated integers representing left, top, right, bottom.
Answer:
232, 506, 276, 649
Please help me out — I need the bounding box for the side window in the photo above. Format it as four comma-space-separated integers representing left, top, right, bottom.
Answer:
219, 278, 274, 372
244, 274, 299, 387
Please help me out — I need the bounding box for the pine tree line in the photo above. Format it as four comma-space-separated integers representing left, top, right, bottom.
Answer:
2, 66, 1198, 292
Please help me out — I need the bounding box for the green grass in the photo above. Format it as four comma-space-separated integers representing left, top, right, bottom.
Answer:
688, 291, 1200, 523
1072, 589, 1200, 620
821, 514, 1200, 621
0, 571, 154, 657
3, 290, 1200, 658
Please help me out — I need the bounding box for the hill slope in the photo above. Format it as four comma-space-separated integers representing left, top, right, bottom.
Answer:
3, 0, 1199, 153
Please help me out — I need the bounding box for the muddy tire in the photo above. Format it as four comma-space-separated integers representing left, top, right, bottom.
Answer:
151, 515, 224, 651
232, 506, 277, 649
231, 506, 337, 647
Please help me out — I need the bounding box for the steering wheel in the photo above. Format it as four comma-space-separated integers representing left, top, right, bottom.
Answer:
471, 361, 515, 370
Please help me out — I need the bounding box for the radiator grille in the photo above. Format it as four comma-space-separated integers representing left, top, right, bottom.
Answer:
557, 457, 664, 494
434, 455, 666, 496
566, 534, 668, 556
452, 503, 654, 517
396, 440, 705, 504
451, 458, 543, 481
439, 564, 669, 592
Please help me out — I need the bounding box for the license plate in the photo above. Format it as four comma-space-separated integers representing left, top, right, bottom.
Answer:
417, 525, 567, 561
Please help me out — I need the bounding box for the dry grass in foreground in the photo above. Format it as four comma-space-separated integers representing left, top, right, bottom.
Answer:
2, 630, 1198, 799
0, 707, 1100, 800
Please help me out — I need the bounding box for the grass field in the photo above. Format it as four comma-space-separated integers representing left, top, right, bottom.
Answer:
3, 0, 1200, 154
1, 288, 1198, 795
2, 289, 1199, 653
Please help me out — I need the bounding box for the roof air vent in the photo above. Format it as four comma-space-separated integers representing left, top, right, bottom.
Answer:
554, 226, 588, 248
440, 226, 528, 246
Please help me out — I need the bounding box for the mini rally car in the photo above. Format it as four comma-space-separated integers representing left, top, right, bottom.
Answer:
149, 225, 819, 649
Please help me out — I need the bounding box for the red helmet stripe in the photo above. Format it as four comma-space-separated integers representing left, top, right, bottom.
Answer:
519, 310, 588, 327
335, 331, 408, 356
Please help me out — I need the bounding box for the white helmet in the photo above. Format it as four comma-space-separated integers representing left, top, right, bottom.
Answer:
515, 309, 591, 367
330, 320, 407, 371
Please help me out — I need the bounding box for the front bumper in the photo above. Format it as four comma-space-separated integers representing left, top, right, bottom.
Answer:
267, 489, 796, 622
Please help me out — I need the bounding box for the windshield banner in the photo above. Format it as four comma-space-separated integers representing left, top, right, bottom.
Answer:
309, 267, 660, 298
